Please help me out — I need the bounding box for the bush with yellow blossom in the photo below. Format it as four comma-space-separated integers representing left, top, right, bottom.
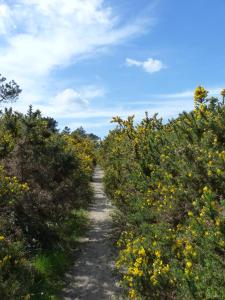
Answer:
0, 107, 97, 298
0, 167, 34, 299
100, 88, 225, 299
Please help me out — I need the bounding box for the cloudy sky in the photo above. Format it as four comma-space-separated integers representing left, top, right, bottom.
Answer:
0, 0, 225, 137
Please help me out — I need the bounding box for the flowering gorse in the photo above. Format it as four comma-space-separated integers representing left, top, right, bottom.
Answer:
100, 88, 225, 299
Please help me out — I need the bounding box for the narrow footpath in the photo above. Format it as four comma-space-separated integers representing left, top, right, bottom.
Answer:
63, 166, 120, 300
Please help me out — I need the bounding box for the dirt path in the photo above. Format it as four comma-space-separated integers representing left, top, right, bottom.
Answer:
62, 166, 120, 300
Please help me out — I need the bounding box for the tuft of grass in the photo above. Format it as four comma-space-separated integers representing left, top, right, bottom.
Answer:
30, 208, 90, 299
33, 251, 69, 277
31, 250, 69, 299
61, 209, 89, 243
33, 254, 53, 276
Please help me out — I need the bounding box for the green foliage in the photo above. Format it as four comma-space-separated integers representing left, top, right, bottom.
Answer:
100, 90, 225, 299
0, 167, 34, 299
31, 251, 69, 299
0, 103, 95, 298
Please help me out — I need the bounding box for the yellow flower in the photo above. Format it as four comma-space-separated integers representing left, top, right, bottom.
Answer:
129, 289, 136, 299
176, 239, 182, 246
185, 244, 192, 252
200, 210, 205, 217
194, 86, 208, 104
3, 255, 11, 262
215, 218, 220, 226
155, 250, 161, 258
135, 257, 143, 266
221, 89, 225, 97
216, 169, 222, 176
188, 211, 193, 217
186, 261, 192, 269
219, 240, 225, 247
0, 236, 5, 241
150, 274, 158, 285
132, 267, 143, 276
203, 186, 209, 193
21, 183, 29, 191
162, 264, 170, 273
208, 161, 213, 166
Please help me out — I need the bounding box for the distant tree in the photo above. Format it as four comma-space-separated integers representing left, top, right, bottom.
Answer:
43, 117, 58, 133
72, 126, 100, 141
27, 105, 34, 117
73, 126, 87, 138
0, 74, 22, 103
62, 126, 71, 134
87, 133, 100, 141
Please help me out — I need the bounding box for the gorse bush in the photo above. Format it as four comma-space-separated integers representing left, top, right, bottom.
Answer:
0, 76, 97, 299
1, 106, 95, 247
0, 168, 33, 299
100, 88, 225, 299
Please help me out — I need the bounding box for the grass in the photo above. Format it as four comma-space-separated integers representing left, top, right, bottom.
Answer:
30, 208, 89, 299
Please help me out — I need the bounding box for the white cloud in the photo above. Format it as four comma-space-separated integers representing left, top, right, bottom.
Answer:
54, 89, 89, 110
0, 0, 148, 120
9, 85, 105, 116
52, 86, 105, 112
126, 58, 143, 67
0, 3, 12, 34
126, 57, 164, 73
0, 0, 146, 84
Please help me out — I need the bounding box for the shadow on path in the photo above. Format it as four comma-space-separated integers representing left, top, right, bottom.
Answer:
62, 166, 121, 300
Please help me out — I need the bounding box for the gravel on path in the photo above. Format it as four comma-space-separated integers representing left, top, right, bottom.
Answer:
62, 166, 121, 300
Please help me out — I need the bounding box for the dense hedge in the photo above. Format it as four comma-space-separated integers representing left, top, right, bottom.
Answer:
0, 106, 96, 299
100, 88, 225, 299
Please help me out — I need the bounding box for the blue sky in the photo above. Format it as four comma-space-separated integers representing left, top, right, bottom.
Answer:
0, 0, 225, 137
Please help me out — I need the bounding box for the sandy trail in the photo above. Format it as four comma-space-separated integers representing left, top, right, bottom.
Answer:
62, 166, 120, 300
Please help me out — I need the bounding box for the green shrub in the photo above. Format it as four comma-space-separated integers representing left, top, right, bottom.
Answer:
100, 89, 225, 299
0, 106, 95, 298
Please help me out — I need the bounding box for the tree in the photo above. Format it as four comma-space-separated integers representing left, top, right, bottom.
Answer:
87, 133, 100, 141
73, 126, 87, 138
0, 74, 22, 103
72, 127, 100, 141
62, 126, 71, 134
43, 117, 58, 133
